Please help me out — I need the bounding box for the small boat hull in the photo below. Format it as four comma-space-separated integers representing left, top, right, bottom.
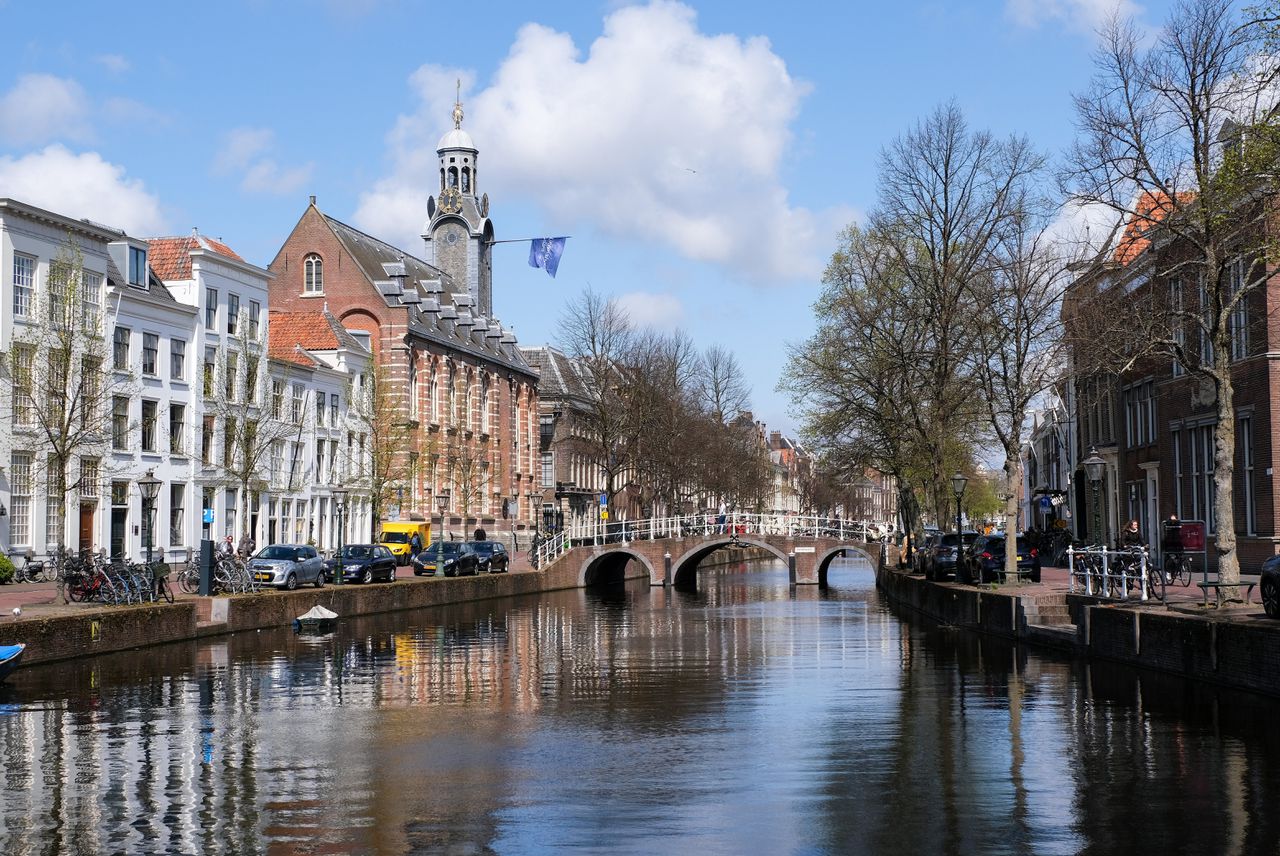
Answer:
0, 644, 25, 682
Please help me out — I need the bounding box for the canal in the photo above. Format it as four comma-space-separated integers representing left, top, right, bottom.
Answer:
2, 557, 1280, 854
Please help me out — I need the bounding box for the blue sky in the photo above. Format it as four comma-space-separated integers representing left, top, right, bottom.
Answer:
0, 0, 1171, 434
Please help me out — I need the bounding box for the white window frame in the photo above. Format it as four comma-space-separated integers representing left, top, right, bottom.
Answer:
12, 254, 34, 318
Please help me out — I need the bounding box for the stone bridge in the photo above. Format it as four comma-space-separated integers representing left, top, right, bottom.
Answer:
535, 516, 883, 588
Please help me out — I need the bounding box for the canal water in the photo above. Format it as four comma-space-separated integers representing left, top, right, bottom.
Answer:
2, 558, 1280, 854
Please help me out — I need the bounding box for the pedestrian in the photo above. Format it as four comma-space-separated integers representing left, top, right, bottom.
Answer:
473, 526, 487, 541
1120, 519, 1145, 549
219, 535, 234, 556
410, 530, 422, 557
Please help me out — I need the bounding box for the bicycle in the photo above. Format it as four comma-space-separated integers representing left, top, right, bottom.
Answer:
9, 549, 46, 583
1164, 552, 1193, 587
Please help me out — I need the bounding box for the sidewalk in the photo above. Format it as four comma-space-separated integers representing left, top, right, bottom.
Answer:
0, 549, 543, 625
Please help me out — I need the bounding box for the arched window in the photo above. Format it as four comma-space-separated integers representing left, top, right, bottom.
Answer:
303, 254, 323, 294
461, 168, 471, 193
439, 168, 446, 191
448, 167, 458, 188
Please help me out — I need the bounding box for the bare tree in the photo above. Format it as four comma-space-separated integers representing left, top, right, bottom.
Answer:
1063, 0, 1280, 589
697, 344, 750, 425
6, 236, 128, 552
556, 288, 634, 504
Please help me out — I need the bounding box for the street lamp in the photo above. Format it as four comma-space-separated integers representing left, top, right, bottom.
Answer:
435, 491, 449, 541
138, 469, 161, 567
1082, 445, 1106, 545
951, 472, 968, 537
332, 486, 348, 585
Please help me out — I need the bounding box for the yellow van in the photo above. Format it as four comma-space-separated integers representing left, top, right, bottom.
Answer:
379, 521, 431, 565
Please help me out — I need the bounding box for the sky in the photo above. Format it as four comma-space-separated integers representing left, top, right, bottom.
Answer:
0, 0, 1174, 435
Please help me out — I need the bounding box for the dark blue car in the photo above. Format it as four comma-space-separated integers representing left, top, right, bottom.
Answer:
960, 535, 1041, 584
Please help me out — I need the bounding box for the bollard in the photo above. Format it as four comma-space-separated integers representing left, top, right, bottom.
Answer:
663, 552, 671, 587
198, 539, 214, 596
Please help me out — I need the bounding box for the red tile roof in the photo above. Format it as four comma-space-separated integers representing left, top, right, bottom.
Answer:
1113, 191, 1192, 265
268, 311, 338, 366
147, 234, 246, 280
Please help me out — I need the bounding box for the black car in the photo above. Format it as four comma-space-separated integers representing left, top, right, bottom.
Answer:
326, 544, 397, 584
472, 541, 510, 573
960, 534, 1041, 584
1261, 555, 1280, 618
412, 541, 479, 577
924, 532, 980, 581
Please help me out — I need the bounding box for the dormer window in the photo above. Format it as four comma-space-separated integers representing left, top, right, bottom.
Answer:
128, 246, 147, 287
304, 254, 323, 294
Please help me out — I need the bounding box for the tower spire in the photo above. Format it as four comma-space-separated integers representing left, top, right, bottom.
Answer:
452, 79, 464, 130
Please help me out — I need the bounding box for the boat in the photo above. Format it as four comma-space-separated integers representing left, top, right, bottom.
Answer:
292, 605, 338, 633
0, 644, 25, 682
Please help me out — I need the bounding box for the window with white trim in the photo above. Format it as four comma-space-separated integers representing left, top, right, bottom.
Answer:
11, 344, 34, 426
12, 254, 34, 318
113, 326, 130, 371
170, 403, 186, 455
45, 456, 63, 546
1240, 415, 1256, 535
227, 293, 240, 336
111, 396, 129, 450
541, 451, 554, 487
205, 288, 217, 329
1228, 259, 1248, 361
79, 458, 99, 499
169, 483, 185, 546
10, 453, 32, 545
142, 333, 158, 376
171, 339, 186, 381
141, 400, 158, 452
1169, 278, 1185, 376
80, 271, 102, 332
304, 254, 323, 293
1172, 429, 1182, 519
128, 246, 147, 287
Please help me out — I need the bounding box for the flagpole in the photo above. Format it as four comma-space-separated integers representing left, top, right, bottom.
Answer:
487, 237, 572, 245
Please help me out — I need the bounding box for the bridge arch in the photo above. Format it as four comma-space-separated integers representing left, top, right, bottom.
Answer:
815, 544, 879, 587
578, 548, 658, 587
670, 537, 792, 589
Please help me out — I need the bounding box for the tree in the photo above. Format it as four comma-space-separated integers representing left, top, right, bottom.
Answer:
1062, 0, 1280, 590
7, 235, 127, 552
344, 362, 426, 540
556, 288, 635, 505
203, 316, 298, 545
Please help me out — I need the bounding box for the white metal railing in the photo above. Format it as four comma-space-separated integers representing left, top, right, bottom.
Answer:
530, 513, 884, 570
1067, 545, 1153, 601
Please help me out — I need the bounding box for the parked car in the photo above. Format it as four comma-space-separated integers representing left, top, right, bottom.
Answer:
924, 532, 980, 581
959, 534, 1041, 584
412, 541, 479, 577
913, 532, 941, 574
1261, 555, 1280, 618
250, 544, 326, 590
472, 541, 510, 573
326, 544, 397, 584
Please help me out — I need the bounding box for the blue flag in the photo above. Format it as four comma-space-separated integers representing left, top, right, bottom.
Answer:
528, 237, 567, 278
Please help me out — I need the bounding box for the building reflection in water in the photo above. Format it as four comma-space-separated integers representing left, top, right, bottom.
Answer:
1, 557, 1280, 854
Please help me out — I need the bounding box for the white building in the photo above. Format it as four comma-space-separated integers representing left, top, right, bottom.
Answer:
0, 200, 373, 563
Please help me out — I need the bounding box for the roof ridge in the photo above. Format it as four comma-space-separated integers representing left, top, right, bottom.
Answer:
321, 211, 432, 270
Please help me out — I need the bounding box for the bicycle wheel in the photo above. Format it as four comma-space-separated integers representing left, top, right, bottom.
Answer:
65, 571, 89, 602
157, 576, 175, 604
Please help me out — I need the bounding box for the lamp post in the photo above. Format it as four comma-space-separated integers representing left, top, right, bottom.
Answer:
1082, 445, 1106, 546
138, 469, 161, 567
435, 492, 449, 541
332, 486, 348, 585
951, 472, 968, 577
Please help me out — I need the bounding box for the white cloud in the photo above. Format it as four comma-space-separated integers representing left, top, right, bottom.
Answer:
1006, 0, 1143, 33
1044, 199, 1124, 262
213, 127, 313, 195
0, 74, 92, 146
617, 291, 685, 329
355, 1, 846, 283
0, 144, 166, 235
95, 54, 130, 73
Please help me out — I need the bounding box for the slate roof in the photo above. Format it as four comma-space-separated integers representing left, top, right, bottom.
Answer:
105, 254, 184, 309
317, 210, 535, 378
147, 234, 246, 280
520, 346, 595, 406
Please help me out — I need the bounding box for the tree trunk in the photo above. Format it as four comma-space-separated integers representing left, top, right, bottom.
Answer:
1004, 454, 1021, 585
1212, 345, 1240, 590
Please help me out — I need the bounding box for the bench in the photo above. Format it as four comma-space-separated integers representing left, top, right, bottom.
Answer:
1195, 579, 1257, 608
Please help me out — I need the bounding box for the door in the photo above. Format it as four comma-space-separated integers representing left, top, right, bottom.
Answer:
110, 508, 127, 558
78, 503, 95, 553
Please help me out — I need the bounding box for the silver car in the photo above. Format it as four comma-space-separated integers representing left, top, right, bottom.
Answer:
250, 544, 326, 590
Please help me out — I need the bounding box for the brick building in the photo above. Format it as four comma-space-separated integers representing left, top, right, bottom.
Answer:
1066, 195, 1275, 569
266, 106, 539, 540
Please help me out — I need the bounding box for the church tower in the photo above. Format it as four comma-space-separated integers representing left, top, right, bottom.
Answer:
423, 87, 494, 317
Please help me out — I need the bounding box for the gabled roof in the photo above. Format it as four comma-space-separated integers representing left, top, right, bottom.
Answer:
268, 309, 369, 366
1113, 191, 1192, 265
521, 346, 593, 404
147, 233, 246, 280
314, 208, 534, 377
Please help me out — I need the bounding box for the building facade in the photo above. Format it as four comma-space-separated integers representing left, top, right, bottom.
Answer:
266, 108, 539, 542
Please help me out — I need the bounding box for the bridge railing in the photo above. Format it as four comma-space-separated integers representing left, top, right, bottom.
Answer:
531, 513, 885, 570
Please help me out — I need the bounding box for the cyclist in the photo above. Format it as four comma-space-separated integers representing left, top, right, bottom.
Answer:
1160, 515, 1185, 584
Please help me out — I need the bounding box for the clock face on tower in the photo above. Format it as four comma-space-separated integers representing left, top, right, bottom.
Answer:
439, 186, 463, 214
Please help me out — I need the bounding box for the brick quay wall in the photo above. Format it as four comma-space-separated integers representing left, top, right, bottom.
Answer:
876, 564, 1280, 698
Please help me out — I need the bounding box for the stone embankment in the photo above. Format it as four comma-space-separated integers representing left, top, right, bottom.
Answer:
876, 563, 1280, 698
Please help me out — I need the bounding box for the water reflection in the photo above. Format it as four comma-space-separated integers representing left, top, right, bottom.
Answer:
1, 559, 1279, 854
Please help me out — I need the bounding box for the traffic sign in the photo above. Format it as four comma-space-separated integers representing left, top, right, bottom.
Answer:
599, 493, 607, 506
202, 508, 214, 524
